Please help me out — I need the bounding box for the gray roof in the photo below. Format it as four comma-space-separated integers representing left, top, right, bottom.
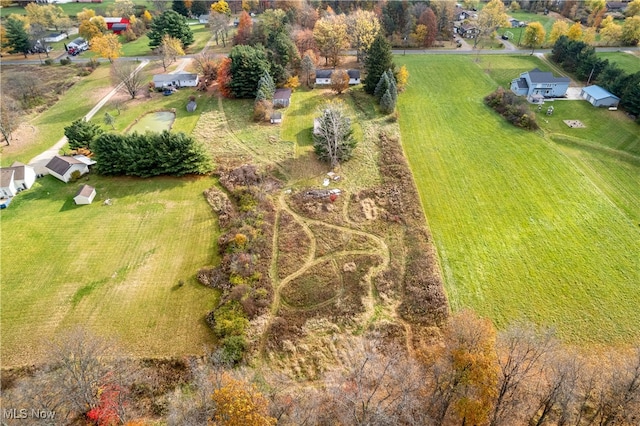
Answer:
315, 69, 333, 79
7, 162, 30, 181
153, 73, 198, 83
187, 100, 197, 112
75, 184, 95, 198
514, 78, 529, 89
45, 155, 82, 176
274, 88, 292, 101
347, 69, 360, 79
69, 37, 86, 46
527, 68, 570, 84
0, 169, 14, 188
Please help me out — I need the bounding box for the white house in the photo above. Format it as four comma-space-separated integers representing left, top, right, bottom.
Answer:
44, 33, 67, 43
580, 85, 620, 108
315, 70, 332, 85
45, 155, 95, 183
0, 162, 36, 195
67, 37, 89, 51
347, 69, 361, 85
153, 73, 199, 89
0, 169, 18, 198
74, 184, 96, 205
198, 14, 210, 24
510, 68, 570, 99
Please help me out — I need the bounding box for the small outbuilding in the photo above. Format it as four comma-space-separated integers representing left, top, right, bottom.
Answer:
580, 85, 620, 108
270, 112, 282, 124
187, 100, 197, 112
74, 184, 96, 205
273, 88, 292, 107
44, 33, 67, 43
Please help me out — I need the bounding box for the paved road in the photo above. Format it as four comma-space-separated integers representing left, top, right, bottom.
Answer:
27, 59, 150, 175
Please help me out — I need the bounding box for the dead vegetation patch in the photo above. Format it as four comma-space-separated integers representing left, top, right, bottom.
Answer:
309, 223, 378, 258
276, 210, 312, 279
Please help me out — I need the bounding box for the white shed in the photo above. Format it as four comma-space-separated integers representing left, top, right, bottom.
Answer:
74, 184, 96, 205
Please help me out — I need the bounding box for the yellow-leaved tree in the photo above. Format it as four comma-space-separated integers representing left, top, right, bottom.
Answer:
91, 33, 122, 62
397, 65, 409, 91
475, 0, 509, 48
548, 20, 569, 45
211, 374, 276, 426
211, 0, 231, 16
567, 22, 583, 40
346, 9, 381, 62
523, 22, 546, 52
155, 34, 185, 71
313, 14, 348, 67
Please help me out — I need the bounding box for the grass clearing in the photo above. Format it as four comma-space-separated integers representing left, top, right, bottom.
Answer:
396, 54, 640, 344
1, 0, 116, 17
1, 65, 113, 167
596, 51, 640, 74
0, 174, 219, 366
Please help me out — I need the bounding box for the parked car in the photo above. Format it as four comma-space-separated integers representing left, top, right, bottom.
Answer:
501, 34, 509, 40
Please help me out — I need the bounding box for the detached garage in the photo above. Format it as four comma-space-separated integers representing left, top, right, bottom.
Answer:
580, 85, 620, 108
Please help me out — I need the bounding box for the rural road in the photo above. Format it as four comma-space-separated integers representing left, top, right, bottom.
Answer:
27, 59, 149, 176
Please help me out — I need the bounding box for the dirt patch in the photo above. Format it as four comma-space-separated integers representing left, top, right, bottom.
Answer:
0, 122, 40, 156
361, 198, 379, 220
564, 119, 586, 128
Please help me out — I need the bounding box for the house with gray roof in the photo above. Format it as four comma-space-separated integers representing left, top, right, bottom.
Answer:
273, 88, 292, 107
45, 155, 95, 183
580, 85, 620, 107
510, 68, 570, 99
315, 69, 333, 85
153, 73, 199, 89
0, 162, 35, 196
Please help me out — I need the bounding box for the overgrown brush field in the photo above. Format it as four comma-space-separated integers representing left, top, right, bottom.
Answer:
0, 175, 219, 365
397, 54, 640, 344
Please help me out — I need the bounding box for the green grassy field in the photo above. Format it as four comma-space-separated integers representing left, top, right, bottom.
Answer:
1, 0, 116, 17
117, 24, 211, 57
0, 174, 219, 366
597, 51, 640, 74
396, 54, 640, 344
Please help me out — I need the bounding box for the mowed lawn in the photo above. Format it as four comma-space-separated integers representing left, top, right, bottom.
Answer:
0, 174, 219, 366
397, 55, 640, 344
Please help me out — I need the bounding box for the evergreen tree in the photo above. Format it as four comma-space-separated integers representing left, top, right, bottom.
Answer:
374, 72, 390, 101
64, 118, 104, 150
228, 45, 270, 98
313, 101, 357, 169
4, 17, 31, 58
148, 10, 194, 48
190, 0, 209, 16
172, 0, 190, 17
386, 69, 398, 103
380, 89, 396, 114
363, 33, 394, 95
255, 71, 275, 102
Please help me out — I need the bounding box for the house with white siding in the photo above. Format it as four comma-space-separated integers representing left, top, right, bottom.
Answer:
45, 155, 95, 183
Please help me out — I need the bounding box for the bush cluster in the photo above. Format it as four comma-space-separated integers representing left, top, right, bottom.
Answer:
484, 87, 539, 130
199, 165, 279, 364
92, 130, 213, 177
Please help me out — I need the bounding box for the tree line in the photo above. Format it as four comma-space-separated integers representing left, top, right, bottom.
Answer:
3, 311, 639, 425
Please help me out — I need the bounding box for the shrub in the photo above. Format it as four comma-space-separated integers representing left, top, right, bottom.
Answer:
212, 301, 249, 338
69, 170, 82, 182
44, 58, 54, 66
60, 57, 72, 65
484, 87, 538, 130
220, 335, 247, 364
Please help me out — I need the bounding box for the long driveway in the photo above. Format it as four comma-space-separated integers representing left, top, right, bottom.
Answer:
27, 60, 149, 175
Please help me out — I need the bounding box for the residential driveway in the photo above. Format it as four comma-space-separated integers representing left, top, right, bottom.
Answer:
28, 60, 149, 176
564, 87, 583, 100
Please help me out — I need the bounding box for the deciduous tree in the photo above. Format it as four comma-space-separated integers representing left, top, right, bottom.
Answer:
313, 100, 356, 169
91, 33, 122, 62
567, 22, 583, 40
155, 34, 185, 71
216, 57, 233, 98
476, 0, 510, 48
346, 9, 381, 63
330, 69, 349, 94
626, 0, 640, 17
621, 15, 640, 45
300, 50, 315, 86
0, 96, 21, 146
233, 10, 253, 45
172, 0, 190, 17
523, 22, 545, 53
210, 12, 229, 47
313, 14, 348, 66
211, 373, 277, 426
211, 0, 231, 16
396, 65, 409, 91
79, 16, 107, 41
111, 59, 147, 99
548, 20, 569, 45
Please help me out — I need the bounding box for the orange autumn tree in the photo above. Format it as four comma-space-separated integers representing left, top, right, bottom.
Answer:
211, 373, 276, 426
216, 57, 232, 98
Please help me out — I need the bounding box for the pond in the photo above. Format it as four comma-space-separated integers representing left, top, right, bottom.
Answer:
128, 111, 176, 134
